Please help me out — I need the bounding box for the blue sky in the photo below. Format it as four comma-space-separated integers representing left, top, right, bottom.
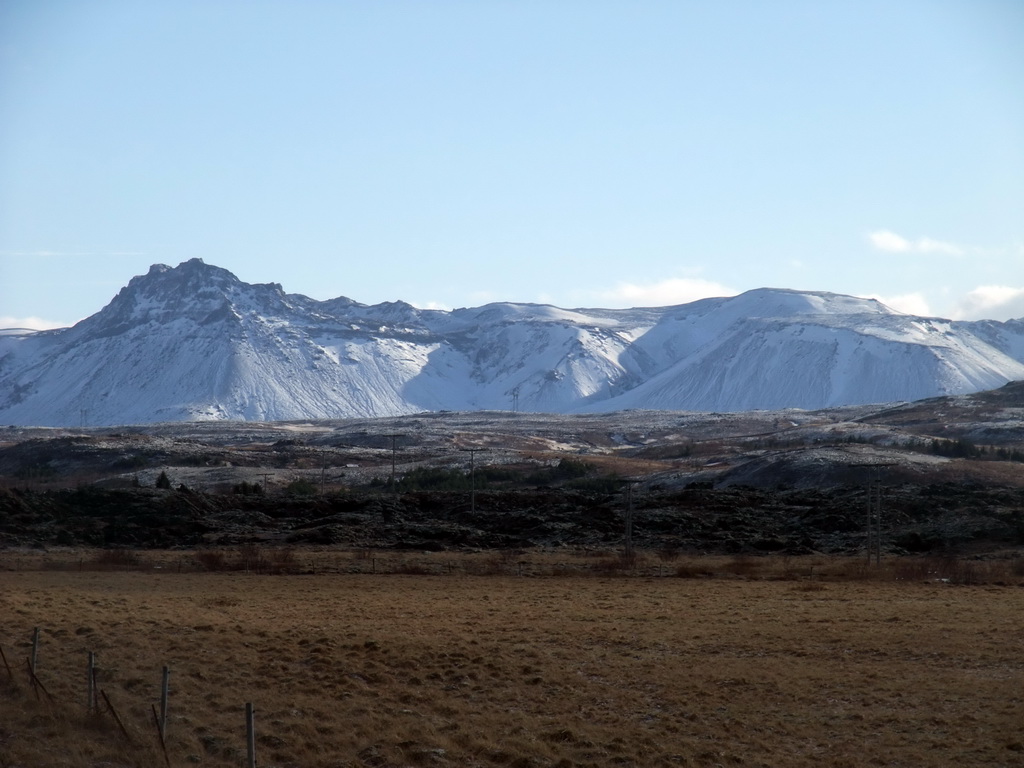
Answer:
1, 0, 1022, 329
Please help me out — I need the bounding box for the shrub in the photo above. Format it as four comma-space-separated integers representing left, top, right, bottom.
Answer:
15, 463, 58, 483
111, 454, 148, 470
90, 548, 144, 570
195, 550, 228, 571
285, 477, 318, 496
592, 554, 636, 575
266, 547, 298, 574
236, 543, 266, 572
674, 561, 708, 578
395, 466, 474, 491
891, 554, 983, 585
564, 475, 623, 493
467, 556, 506, 576
395, 561, 433, 575
525, 457, 596, 486
479, 467, 520, 484
722, 555, 759, 578
554, 457, 590, 478
656, 545, 681, 562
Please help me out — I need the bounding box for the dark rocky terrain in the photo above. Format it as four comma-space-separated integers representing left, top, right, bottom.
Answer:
1, 382, 1022, 555
1, 481, 1022, 556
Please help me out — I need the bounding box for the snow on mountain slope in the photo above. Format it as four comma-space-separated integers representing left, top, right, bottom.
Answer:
959, 318, 1024, 363
584, 313, 1024, 413
1, 259, 1023, 426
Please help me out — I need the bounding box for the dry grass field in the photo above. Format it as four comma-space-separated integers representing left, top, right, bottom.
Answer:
1, 554, 1023, 768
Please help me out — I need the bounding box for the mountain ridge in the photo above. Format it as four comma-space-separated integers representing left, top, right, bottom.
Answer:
2, 259, 1023, 426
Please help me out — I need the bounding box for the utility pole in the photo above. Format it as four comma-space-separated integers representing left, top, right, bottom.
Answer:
623, 479, 637, 559
866, 471, 882, 566
459, 448, 488, 513
383, 434, 403, 494
511, 386, 520, 413
852, 463, 894, 565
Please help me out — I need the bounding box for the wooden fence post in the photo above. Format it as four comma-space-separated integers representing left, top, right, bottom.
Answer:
101, 689, 131, 741
0, 644, 14, 681
25, 659, 52, 702
159, 665, 170, 741
30, 627, 39, 675
151, 704, 171, 768
245, 702, 256, 768
87, 651, 96, 712
25, 659, 39, 700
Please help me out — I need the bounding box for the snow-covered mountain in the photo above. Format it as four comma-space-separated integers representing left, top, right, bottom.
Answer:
2, 259, 1023, 426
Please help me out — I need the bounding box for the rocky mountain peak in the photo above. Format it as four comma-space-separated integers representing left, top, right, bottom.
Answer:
75, 260, 289, 336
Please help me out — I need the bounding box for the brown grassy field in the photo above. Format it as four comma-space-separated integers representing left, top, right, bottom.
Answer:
1, 554, 1023, 767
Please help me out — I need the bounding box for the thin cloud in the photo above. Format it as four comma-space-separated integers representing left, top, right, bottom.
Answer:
867, 230, 963, 256
0, 315, 69, 331
598, 277, 736, 308
950, 285, 1024, 322
0, 250, 144, 258
409, 300, 452, 311
0, 250, 94, 258
868, 230, 911, 252
870, 293, 933, 317
916, 238, 962, 256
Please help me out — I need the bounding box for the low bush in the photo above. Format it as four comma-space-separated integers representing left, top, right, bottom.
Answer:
89, 548, 145, 570
892, 555, 983, 585
674, 561, 706, 578
721, 555, 759, 577
284, 477, 318, 496
194, 549, 228, 571
592, 553, 637, 575
394, 561, 433, 575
